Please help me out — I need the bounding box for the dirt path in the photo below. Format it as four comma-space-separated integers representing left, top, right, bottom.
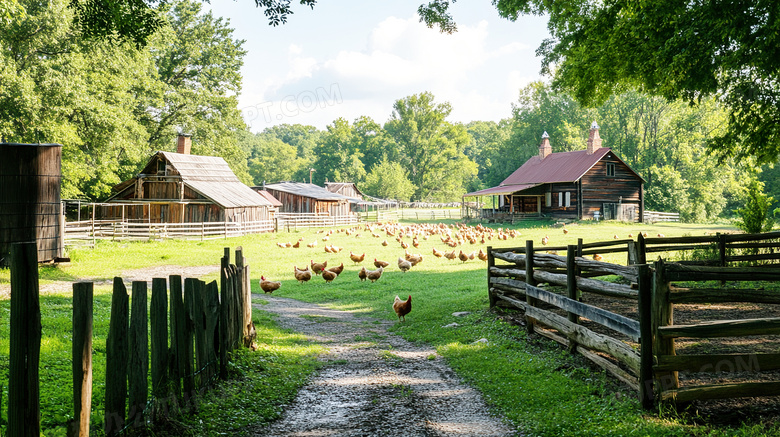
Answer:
250, 295, 517, 437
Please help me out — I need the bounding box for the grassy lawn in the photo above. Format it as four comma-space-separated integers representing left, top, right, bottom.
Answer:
0, 218, 775, 436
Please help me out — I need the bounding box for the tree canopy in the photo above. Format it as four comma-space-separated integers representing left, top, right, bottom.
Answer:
419, 0, 780, 164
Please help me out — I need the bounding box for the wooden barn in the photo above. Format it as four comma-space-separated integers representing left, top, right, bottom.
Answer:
100, 135, 275, 223
257, 182, 358, 217
325, 182, 364, 200
464, 123, 644, 221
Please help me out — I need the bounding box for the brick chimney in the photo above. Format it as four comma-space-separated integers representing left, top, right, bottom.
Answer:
177, 134, 192, 155
539, 131, 552, 159
587, 121, 602, 154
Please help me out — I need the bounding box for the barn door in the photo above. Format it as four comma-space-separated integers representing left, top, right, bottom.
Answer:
603, 203, 618, 220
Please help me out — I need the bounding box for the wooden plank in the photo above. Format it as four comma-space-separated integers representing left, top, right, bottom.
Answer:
723, 230, 780, 243
655, 353, 780, 373
219, 250, 229, 379
664, 263, 780, 282
658, 317, 780, 339
169, 275, 185, 403
128, 281, 148, 427
182, 278, 196, 405
726, 252, 780, 262
71, 282, 93, 437
8, 242, 42, 437
493, 293, 528, 311
487, 246, 496, 308
644, 243, 718, 253
525, 285, 640, 341
192, 280, 207, 388
652, 260, 678, 397
580, 239, 636, 249
204, 281, 220, 387
669, 287, 780, 304
525, 305, 640, 372
660, 381, 780, 403
104, 278, 129, 437
574, 258, 638, 282
150, 278, 168, 403
532, 326, 640, 391
643, 235, 719, 245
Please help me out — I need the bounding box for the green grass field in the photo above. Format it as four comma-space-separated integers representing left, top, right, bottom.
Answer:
0, 219, 775, 436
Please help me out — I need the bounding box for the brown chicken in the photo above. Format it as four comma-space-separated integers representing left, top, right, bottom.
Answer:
292, 241, 300, 248
400, 240, 409, 249
358, 267, 367, 281
293, 266, 312, 283
381, 239, 389, 246
432, 247, 443, 258
397, 257, 412, 272
366, 266, 383, 283
260, 276, 281, 293
477, 249, 488, 262
327, 263, 345, 275
374, 258, 389, 268
349, 251, 366, 264
405, 251, 423, 266
444, 250, 457, 261
311, 259, 327, 275
322, 269, 338, 283
593, 254, 603, 261
393, 295, 412, 322
458, 250, 469, 263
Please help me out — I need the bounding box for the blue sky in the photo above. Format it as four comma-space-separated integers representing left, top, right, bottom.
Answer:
205, 0, 551, 132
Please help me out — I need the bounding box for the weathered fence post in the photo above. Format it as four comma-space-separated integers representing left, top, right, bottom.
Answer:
525, 240, 537, 334
128, 281, 148, 426
150, 278, 168, 413
219, 249, 230, 379
235, 247, 246, 345
717, 233, 727, 267
204, 280, 220, 384
637, 264, 655, 410
487, 246, 496, 308
8, 242, 41, 437
627, 240, 638, 265
70, 282, 93, 437
652, 259, 678, 402
192, 280, 207, 388
637, 233, 647, 264
169, 275, 185, 405
182, 278, 197, 409
566, 245, 579, 353
105, 278, 129, 437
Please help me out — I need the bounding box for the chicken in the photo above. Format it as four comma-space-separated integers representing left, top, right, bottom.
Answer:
349, 251, 366, 264
259, 276, 281, 293
477, 249, 488, 262
432, 247, 443, 258
381, 239, 389, 246
468, 251, 476, 261
412, 238, 420, 248
405, 251, 423, 266
358, 266, 368, 281
458, 250, 469, 263
393, 295, 412, 322
563, 227, 569, 234
444, 250, 457, 261
398, 257, 412, 272
628, 233, 634, 238
593, 254, 603, 261
541, 236, 549, 246
657, 233, 665, 238
276, 242, 287, 248
311, 260, 327, 275
307, 241, 317, 248
322, 269, 338, 283
293, 266, 312, 283
613, 234, 619, 239
327, 263, 344, 275
366, 266, 383, 283
324, 245, 333, 253
330, 245, 342, 253
292, 241, 300, 248
374, 258, 389, 268
400, 241, 409, 249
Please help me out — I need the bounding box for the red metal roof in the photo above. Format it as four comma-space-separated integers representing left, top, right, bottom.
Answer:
501, 148, 612, 185
463, 184, 539, 197
257, 190, 282, 207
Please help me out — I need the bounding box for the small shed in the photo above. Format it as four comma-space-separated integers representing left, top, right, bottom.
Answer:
257, 182, 358, 217
0, 143, 63, 266
101, 136, 274, 223
325, 182, 364, 200
464, 123, 644, 221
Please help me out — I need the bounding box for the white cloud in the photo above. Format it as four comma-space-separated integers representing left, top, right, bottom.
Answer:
242, 14, 544, 131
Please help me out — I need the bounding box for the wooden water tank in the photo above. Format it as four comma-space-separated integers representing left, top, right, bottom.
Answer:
0, 143, 63, 267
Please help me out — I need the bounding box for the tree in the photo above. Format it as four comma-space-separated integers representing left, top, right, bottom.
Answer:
363, 157, 415, 202
384, 92, 476, 201
734, 180, 774, 234
312, 118, 367, 185
245, 134, 307, 185
419, 0, 780, 164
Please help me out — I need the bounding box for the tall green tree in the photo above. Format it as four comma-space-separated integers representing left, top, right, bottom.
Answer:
384, 92, 476, 201
420, 0, 780, 164
312, 118, 367, 185
363, 156, 415, 202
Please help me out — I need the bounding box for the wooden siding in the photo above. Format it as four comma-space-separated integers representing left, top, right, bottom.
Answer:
0, 143, 63, 265
266, 188, 353, 217
580, 154, 642, 221
541, 182, 580, 219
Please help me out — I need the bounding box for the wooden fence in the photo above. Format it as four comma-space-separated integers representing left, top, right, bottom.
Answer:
488, 232, 780, 410
6, 243, 254, 436
644, 210, 680, 223
64, 219, 275, 246
275, 213, 358, 230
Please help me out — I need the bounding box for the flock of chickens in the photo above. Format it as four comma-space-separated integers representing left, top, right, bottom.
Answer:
258, 222, 525, 321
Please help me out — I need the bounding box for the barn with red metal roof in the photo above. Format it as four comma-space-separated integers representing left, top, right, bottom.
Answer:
464, 123, 644, 222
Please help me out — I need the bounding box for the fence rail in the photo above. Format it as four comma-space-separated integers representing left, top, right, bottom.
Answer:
489, 231, 780, 410
275, 213, 358, 230
644, 210, 680, 223
64, 219, 275, 245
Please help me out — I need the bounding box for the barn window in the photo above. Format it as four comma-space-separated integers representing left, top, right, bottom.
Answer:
565, 192, 571, 207
606, 163, 615, 177
157, 160, 166, 175
558, 192, 563, 207
545, 192, 551, 207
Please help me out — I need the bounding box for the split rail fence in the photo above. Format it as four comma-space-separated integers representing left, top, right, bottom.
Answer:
488, 231, 780, 410
5, 242, 255, 437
